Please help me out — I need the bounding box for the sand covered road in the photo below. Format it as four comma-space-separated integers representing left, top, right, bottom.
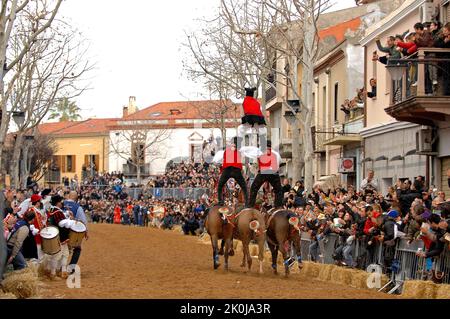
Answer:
39, 224, 394, 299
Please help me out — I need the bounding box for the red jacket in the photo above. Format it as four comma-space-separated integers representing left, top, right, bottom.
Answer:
222, 147, 243, 171
243, 96, 263, 116
364, 212, 381, 235
396, 41, 417, 55
258, 149, 279, 172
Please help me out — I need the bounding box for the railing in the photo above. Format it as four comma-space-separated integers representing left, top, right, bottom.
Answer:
297, 232, 450, 292
388, 48, 450, 105
45, 170, 61, 184
124, 187, 212, 200
122, 163, 151, 176
265, 86, 277, 103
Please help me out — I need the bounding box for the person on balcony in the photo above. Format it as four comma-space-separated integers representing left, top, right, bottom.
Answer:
414, 22, 435, 94
374, 36, 401, 65
434, 22, 450, 95
366, 78, 377, 99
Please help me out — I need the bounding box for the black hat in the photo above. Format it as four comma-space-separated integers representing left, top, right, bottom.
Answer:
266, 140, 272, 148
51, 195, 64, 206
41, 189, 52, 197
245, 87, 257, 97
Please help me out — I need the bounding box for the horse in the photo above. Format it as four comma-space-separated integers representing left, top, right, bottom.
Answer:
261, 207, 303, 276
205, 205, 235, 270
231, 208, 266, 274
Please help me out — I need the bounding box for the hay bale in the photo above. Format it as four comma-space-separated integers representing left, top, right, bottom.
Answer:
173, 225, 182, 233
0, 290, 16, 299
2, 268, 38, 299
435, 284, 450, 299
198, 233, 211, 245
235, 241, 243, 253
301, 262, 320, 278
318, 264, 334, 281
331, 267, 357, 286
402, 280, 437, 299
249, 244, 259, 257
350, 271, 370, 289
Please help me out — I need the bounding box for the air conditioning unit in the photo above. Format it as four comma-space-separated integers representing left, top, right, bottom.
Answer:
416, 128, 433, 153
420, 2, 435, 22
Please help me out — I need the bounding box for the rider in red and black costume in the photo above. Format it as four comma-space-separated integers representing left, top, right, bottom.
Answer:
248, 140, 283, 208
214, 137, 249, 207
241, 88, 266, 127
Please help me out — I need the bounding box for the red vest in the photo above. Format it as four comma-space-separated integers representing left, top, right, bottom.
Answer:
222, 147, 243, 171
243, 96, 263, 116
258, 150, 279, 172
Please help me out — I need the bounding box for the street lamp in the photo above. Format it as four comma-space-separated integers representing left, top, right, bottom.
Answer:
12, 111, 25, 128
386, 62, 408, 81
284, 110, 296, 125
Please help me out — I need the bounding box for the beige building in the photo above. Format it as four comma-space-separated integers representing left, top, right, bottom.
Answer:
360, 0, 450, 194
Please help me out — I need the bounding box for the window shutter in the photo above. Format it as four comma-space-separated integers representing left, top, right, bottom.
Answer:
61, 156, 66, 173
94, 155, 100, 170
72, 155, 76, 173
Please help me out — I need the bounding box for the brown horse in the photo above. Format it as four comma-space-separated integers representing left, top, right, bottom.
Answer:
205, 205, 235, 270
261, 207, 303, 276
231, 208, 266, 274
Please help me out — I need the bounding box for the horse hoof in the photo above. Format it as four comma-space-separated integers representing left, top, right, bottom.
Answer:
214, 263, 221, 270
229, 249, 235, 257
240, 263, 246, 268
219, 248, 224, 256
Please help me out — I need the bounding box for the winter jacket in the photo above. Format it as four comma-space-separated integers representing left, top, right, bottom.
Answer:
396, 41, 417, 55
425, 228, 446, 258
415, 31, 434, 48
376, 40, 401, 60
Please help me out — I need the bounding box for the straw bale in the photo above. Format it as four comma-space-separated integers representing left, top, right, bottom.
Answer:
402, 280, 437, 299
2, 268, 38, 299
435, 284, 450, 299
350, 271, 370, 289
318, 264, 334, 281
249, 244, 259, 257
301, 262, 320, 278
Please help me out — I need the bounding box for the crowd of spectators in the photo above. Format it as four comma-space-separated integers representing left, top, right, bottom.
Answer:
373, 21, 450, 96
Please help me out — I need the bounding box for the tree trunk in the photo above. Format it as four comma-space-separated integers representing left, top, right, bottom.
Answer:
291, 118, 302, 183
10, 132, 24, 189
136, 164, 141, 186
301, 9, 316, 192
20, 141, 31, 189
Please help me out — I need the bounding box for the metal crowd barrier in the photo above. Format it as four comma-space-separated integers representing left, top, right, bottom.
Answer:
123, 188, 212, 200
296, 231, 450, 290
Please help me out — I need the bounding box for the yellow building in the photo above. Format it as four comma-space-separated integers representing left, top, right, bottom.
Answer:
38, 119, 116, 186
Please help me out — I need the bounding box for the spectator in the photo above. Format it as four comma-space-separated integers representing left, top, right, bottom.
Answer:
360, 170, 378, 194
374, 35, 401, 65
366, 78, 377, 98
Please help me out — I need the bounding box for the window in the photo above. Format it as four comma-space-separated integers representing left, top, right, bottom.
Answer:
322, 86, 327, 128
334, 83, 339, 123
84, 155, 99, 171
62, 155, 76, 173
372, 51, 377, 80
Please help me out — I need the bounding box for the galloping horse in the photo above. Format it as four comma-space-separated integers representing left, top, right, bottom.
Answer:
261, 207, 303, 276
232, 208, 266, 274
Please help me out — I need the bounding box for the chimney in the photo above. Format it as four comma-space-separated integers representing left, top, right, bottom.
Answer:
128, 96, 137, 115
123, 106, 129, 118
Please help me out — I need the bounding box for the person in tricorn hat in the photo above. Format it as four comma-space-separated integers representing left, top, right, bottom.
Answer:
241, 87, 266, 127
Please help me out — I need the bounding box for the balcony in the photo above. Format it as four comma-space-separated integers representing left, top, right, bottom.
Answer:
384, 48, 450, 126
265, 86, 277, 103
122, 163, 151, 177
45, 169, 61, 184
323, 116, 364, 147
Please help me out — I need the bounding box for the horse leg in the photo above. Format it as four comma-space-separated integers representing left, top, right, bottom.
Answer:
229, 239, 235, 256
257, 236, 265, 274
219, 239, 225, 256
211, 234, 221, 270
293, 235, 303, 270
278, 238, 290, 277
224, 237, 234, 271
244, 240, 252, 272
240, 241, 246, 268
268, 242, 279, 275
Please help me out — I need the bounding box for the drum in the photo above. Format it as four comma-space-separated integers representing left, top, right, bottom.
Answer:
40, 227, 61, 255
69, 221, 86, 248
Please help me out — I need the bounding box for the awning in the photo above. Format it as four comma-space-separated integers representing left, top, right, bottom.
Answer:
390, 155, 404, 161
361, 157, 373, 163
375, 156, 388, 161
323, 135, 362, 146
405, 149, 417, 156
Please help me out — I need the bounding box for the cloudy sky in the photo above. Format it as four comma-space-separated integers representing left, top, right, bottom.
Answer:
60, 0, 357, 120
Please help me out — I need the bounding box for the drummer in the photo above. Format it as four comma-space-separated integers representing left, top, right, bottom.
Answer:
64, 191, 88, 271
46, 195, 75, 280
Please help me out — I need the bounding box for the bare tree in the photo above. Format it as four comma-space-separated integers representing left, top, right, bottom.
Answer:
7, 20, 93, 188
0, 0, 63, 185
110, 128, 172, 185
188, 0, 331, 191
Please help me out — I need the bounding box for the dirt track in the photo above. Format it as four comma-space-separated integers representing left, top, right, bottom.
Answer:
39, 224, 394, 299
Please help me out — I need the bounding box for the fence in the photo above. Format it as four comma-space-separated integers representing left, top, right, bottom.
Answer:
296, 232, 450, 291
124, 188, 212, 200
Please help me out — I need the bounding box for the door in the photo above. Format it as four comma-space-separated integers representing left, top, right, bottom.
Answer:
441, 157, 450, 196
